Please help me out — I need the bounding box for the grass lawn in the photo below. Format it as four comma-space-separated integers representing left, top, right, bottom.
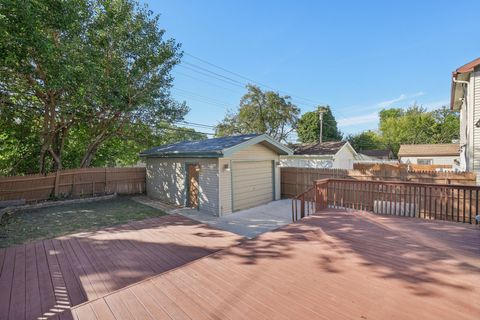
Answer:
0, 196, 166, 248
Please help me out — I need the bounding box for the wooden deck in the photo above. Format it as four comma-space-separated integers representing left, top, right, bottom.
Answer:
0, 214, 243, 320
73, 209, 480, 320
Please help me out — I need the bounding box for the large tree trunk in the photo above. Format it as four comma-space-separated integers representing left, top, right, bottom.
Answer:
79, 132, 108, 168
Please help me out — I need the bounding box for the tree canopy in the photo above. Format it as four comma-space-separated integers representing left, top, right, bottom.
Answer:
296, 106, 342, 143
346, 130, 384, 151
215, 85, 300, 142
346, 105, 460, 155
0, 0, 196, 175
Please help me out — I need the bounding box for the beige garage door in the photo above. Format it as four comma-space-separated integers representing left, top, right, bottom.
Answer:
232, 160, 273, 211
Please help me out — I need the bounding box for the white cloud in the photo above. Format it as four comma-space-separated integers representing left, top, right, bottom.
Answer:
375, 91, 424, 110
338, 112, 378, 127
337, 91, 425, 128
421, 99, 450, 111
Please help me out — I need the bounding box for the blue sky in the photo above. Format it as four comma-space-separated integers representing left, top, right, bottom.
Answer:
143, 0, 480, 139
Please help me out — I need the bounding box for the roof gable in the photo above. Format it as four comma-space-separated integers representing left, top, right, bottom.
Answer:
140, 134, 292, 158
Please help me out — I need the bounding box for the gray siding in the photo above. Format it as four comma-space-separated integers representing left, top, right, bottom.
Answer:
146, 158, 219, 215
197, 159, 219, 214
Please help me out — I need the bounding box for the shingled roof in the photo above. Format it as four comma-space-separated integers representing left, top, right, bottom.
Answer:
140, 134, 292, 158
398, 144, 460, 157
289, 141, 349, 156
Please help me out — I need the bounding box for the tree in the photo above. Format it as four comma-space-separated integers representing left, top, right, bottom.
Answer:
76, 0, 187, 167
63, 123, 206, 168
296, 106, 342, 143
215, 85, 300, 142
431, 106, 460, 143
1, 0, 91, 172
0, 0, 187, 173
378, 105, 459, 154
346, 130, 383, 151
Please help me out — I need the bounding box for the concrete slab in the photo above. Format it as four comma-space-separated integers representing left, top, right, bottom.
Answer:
170, 199, 293, 238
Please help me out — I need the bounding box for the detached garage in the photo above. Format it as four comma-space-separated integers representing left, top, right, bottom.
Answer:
140, 134, 292, 216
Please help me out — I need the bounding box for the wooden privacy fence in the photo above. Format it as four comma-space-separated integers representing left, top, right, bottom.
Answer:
292, 178, 480, 224
353, 163, 454, 172
281, 167, 476, 198
0, 167, 146, 203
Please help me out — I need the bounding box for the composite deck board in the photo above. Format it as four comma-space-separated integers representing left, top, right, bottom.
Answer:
25, 243, 42, 320
0, 247, 15, 317
9, 244, 26, 320
0, 214, 242, 319
73, 210, 480, 320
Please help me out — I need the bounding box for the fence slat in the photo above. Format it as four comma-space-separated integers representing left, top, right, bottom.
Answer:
0, 167, 146, 202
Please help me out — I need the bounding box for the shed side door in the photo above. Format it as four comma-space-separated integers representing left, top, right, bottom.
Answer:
232, 160, 273, 211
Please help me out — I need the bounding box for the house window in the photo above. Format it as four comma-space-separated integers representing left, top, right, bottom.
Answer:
417, 159, 433, 165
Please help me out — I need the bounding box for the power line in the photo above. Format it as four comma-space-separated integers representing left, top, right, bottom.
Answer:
174, 70, 243, 94
184, 52, 326, 106
173, 87, 232, 107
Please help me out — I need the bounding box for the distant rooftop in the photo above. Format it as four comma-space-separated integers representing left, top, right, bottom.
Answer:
398, 144, 460, 157
289, 141, 347, 156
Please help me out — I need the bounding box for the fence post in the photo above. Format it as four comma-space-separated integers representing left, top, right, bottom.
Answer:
54, 170, 61, 197
105, 167, 108, 194
72, 172, 76, 196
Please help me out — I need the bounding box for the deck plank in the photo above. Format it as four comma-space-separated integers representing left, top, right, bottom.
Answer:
35, 241, 59, 320
9, 244, 26, 320
25, 243, 42, 320
0, 246, 16, 317
0, 214, 242, 319
72, 210, 480, 320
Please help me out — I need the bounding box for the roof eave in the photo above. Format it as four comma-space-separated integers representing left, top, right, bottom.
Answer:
139, 151, 223, 158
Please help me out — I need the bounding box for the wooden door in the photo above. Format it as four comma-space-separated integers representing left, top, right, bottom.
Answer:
187, 164, 199, 208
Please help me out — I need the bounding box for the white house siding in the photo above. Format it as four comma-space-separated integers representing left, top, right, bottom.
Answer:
399, 156, 460, 167
146, 158, 219, 215
473, 71, 480, 183
280, 144, 356, 170
218, 143, 280, 216
280, 156, 334, 169
333, 145, 356, 169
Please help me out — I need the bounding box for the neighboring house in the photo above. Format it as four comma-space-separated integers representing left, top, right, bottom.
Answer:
398, 144, 460, 168
140, 134, 292, 216
358, 149, 395, 160
281, 141, 357, 169
450, 57, 480, 181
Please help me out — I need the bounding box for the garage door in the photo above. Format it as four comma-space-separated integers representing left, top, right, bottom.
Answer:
232, 160, 273, 211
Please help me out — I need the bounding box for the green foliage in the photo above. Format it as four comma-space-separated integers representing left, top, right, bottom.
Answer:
0, 0, 195, 174
345, 105, 460, 155
296, 106, 342, 143
378, 105, 459, 154
346, 130, 384, 151
215, 85, 300, 142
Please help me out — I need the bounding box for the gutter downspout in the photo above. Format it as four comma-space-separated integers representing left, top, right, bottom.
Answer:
452, 77, 469, 172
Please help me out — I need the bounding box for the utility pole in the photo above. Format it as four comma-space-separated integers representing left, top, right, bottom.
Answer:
318, 107, 327, 143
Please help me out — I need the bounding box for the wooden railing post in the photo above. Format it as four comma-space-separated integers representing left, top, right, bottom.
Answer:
300, 194, 305, 218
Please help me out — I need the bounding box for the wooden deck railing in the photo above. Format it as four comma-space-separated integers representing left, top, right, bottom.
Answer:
292, 178, 480, 224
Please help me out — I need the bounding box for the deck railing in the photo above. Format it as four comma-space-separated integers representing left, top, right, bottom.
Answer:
292, 178, 480, 224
